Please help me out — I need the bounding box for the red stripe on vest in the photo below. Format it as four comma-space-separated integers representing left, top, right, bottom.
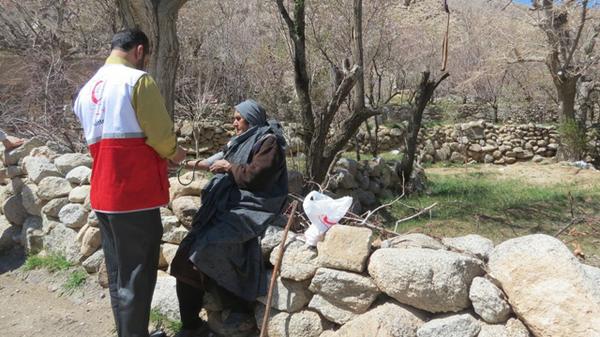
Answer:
89, 138, 169, 212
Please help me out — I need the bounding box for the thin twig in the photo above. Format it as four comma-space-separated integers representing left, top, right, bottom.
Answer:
394, 202, 438, 232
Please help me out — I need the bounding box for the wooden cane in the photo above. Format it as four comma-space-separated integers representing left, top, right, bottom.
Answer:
259, 200, 299, 337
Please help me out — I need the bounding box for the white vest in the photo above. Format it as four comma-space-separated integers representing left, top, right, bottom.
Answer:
74, 63, 147, 145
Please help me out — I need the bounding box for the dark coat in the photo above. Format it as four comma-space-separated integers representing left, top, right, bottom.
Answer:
171, 127, 287, 301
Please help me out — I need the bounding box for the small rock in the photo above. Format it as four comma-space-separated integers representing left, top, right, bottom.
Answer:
308, 294, 357, 325
309, 267, 380, 313
271, 238, 318, 282
66, 166, 92, 185
257, 271, 312, 313
41, 198, 69, 218
417, 313, 480, 337
3, 195, 27, 226
22, 156, 61, 184
37, 177, 73, 200
82, 249, 104, 273
442, 234, 494, 261
331, 301, 425, 337
54, 153, 92, 175
381, 233, 445, 250
469, 277, 511, 323
58, 203, 88, 229
68, 185, 90, 203
171, 196, 201, 227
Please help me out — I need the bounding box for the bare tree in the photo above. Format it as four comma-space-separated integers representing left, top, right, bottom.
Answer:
116, 0, 188, 117
275, 0, 377, 183
529, 0, 600, 160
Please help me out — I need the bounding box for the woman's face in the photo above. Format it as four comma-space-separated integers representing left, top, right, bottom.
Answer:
233, 111, 250, 135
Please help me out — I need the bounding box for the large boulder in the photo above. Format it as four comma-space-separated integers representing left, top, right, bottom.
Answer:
257, 271, 312, 313
317, 225, 373, 273
416, 313, 480, 337
22, 156, 61, 184
54, 153, 92, 175
488, 234, 600, 337
478, 318, 532, 337
271, 238, 318, 282
309, 267, 380, 313
332, 301, 426, 337
3, 195, 28, 226
37, 176, 73, 200
368, 248, 485, 313
469, 277, 511, 324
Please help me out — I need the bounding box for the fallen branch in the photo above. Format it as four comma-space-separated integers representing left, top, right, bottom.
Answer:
394, 202, 438, 232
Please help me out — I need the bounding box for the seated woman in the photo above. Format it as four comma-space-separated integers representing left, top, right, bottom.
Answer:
171, 99, 288, 337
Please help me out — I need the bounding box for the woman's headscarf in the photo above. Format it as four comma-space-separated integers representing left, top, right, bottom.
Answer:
235, 99, 267, 127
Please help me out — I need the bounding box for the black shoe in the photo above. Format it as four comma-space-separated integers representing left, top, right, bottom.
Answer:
150, 330, 167, 337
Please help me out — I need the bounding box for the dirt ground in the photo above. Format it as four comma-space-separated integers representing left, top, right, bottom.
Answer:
0, 248, 116, 337
427, 162, 600, 189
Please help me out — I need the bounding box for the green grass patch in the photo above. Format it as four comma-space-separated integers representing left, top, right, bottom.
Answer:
150, 309, 183, 334
24, 254, 72, 272
63, 269, 87, 293
386, 172, 600, 243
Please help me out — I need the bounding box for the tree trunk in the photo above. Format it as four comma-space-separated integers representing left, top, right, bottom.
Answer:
117, 0, 188, 117
555, 75, 586, 161
399, 71, 449, 185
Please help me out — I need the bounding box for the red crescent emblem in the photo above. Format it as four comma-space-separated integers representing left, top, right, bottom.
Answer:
91, 80, 104, 104
320, 215, 337, 226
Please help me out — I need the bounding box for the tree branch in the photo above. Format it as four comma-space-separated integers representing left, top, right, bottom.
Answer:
565, 0, 589, 70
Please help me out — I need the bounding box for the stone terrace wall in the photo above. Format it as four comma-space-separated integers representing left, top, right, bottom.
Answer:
1, 140, 600, 337
174, 120, 570, 165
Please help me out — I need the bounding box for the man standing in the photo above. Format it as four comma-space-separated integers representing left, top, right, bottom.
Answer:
73, 29, 185, 337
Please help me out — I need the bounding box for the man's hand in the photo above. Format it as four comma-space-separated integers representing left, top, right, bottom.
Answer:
2, 136, 24, 151
209, 159, 232, 173
169, 146, 186, 165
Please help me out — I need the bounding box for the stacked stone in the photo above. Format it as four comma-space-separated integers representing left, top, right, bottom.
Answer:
324, 157, 405, 213
252, 226, 600, 337
0, 139, 200, 280
0, 138, 105, 270
175, 120, 235, 155
3, 140, 600, 337
415, 121, 561, 165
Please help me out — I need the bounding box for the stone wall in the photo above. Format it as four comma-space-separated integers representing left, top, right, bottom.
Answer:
1, 139, 600, 337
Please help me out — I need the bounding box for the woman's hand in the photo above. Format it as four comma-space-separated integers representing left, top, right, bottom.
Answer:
209, 159, 232, 173
185, 160, 210, 171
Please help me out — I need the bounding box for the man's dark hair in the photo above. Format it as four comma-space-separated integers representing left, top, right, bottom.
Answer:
111, 28, 150, 54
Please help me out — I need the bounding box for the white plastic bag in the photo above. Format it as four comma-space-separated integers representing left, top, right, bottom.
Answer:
303, 191, 353, 246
